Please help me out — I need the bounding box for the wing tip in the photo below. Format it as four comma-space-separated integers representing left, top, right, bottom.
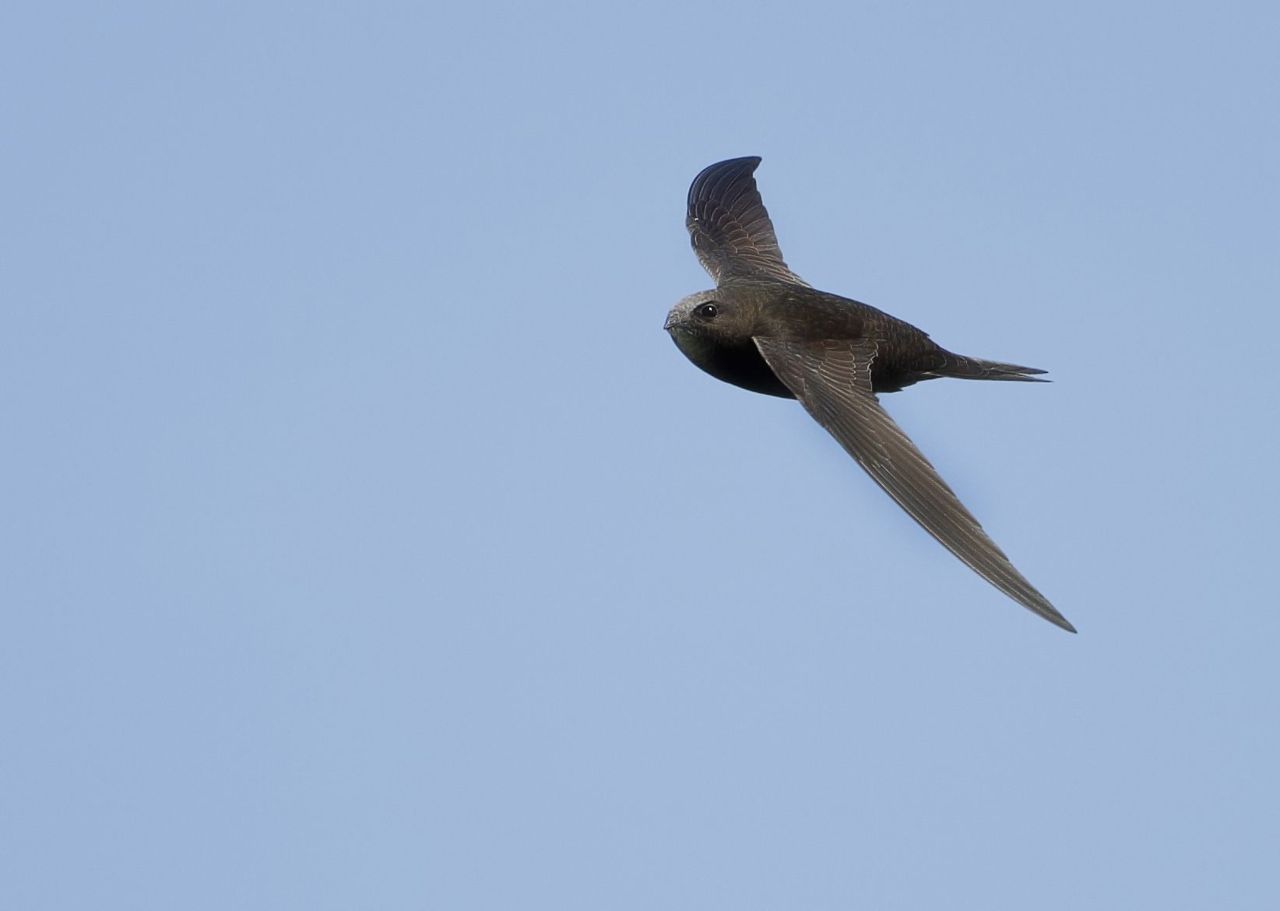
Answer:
1052, 616, 1078, 634
1035, 606, 1077, 633
688, 156, 764, 202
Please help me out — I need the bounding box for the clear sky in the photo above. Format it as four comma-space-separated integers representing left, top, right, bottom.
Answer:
3, 2, 1278, 908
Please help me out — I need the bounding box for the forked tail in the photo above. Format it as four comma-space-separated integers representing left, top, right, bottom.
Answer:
940, 355, 1049, 383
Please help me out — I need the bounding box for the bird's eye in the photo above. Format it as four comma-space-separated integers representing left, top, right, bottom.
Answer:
695, 302, 719, 319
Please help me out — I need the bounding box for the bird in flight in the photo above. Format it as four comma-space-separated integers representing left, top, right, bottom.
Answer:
665, 157, 1074, 632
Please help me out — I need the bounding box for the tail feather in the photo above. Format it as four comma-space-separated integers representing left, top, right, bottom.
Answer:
939, 355, 1050, 383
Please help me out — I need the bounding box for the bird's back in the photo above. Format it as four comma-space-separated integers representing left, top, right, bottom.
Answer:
752, 285, 952, 393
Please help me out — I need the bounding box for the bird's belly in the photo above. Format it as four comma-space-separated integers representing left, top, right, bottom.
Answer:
672, 333, 794, 399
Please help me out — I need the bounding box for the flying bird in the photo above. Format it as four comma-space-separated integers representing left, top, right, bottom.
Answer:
665, 156, 1074, 632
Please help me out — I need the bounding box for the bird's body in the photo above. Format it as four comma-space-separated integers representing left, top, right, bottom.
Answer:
670, 281, 1042, 396
665, 157, 1074, 632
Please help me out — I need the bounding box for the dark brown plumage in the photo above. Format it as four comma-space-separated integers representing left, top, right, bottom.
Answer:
665, 156, 1074, 632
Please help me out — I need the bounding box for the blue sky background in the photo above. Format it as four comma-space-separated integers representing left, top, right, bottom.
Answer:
3, 2, 1278, 908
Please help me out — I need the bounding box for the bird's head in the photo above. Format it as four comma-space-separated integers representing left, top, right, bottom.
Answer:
664, 290, 753, 343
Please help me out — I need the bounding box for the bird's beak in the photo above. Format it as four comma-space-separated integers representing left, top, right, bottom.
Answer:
663, 313, 678, 332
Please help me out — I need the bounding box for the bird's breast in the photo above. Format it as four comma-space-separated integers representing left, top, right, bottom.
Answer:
670, 330, 794, 399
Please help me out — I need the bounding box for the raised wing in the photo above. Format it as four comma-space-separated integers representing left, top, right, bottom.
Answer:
754, 336, 1075, 632
686, 157, 807, 286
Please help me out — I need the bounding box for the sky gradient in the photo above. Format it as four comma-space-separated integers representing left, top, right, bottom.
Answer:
3, 2, 1279, 908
